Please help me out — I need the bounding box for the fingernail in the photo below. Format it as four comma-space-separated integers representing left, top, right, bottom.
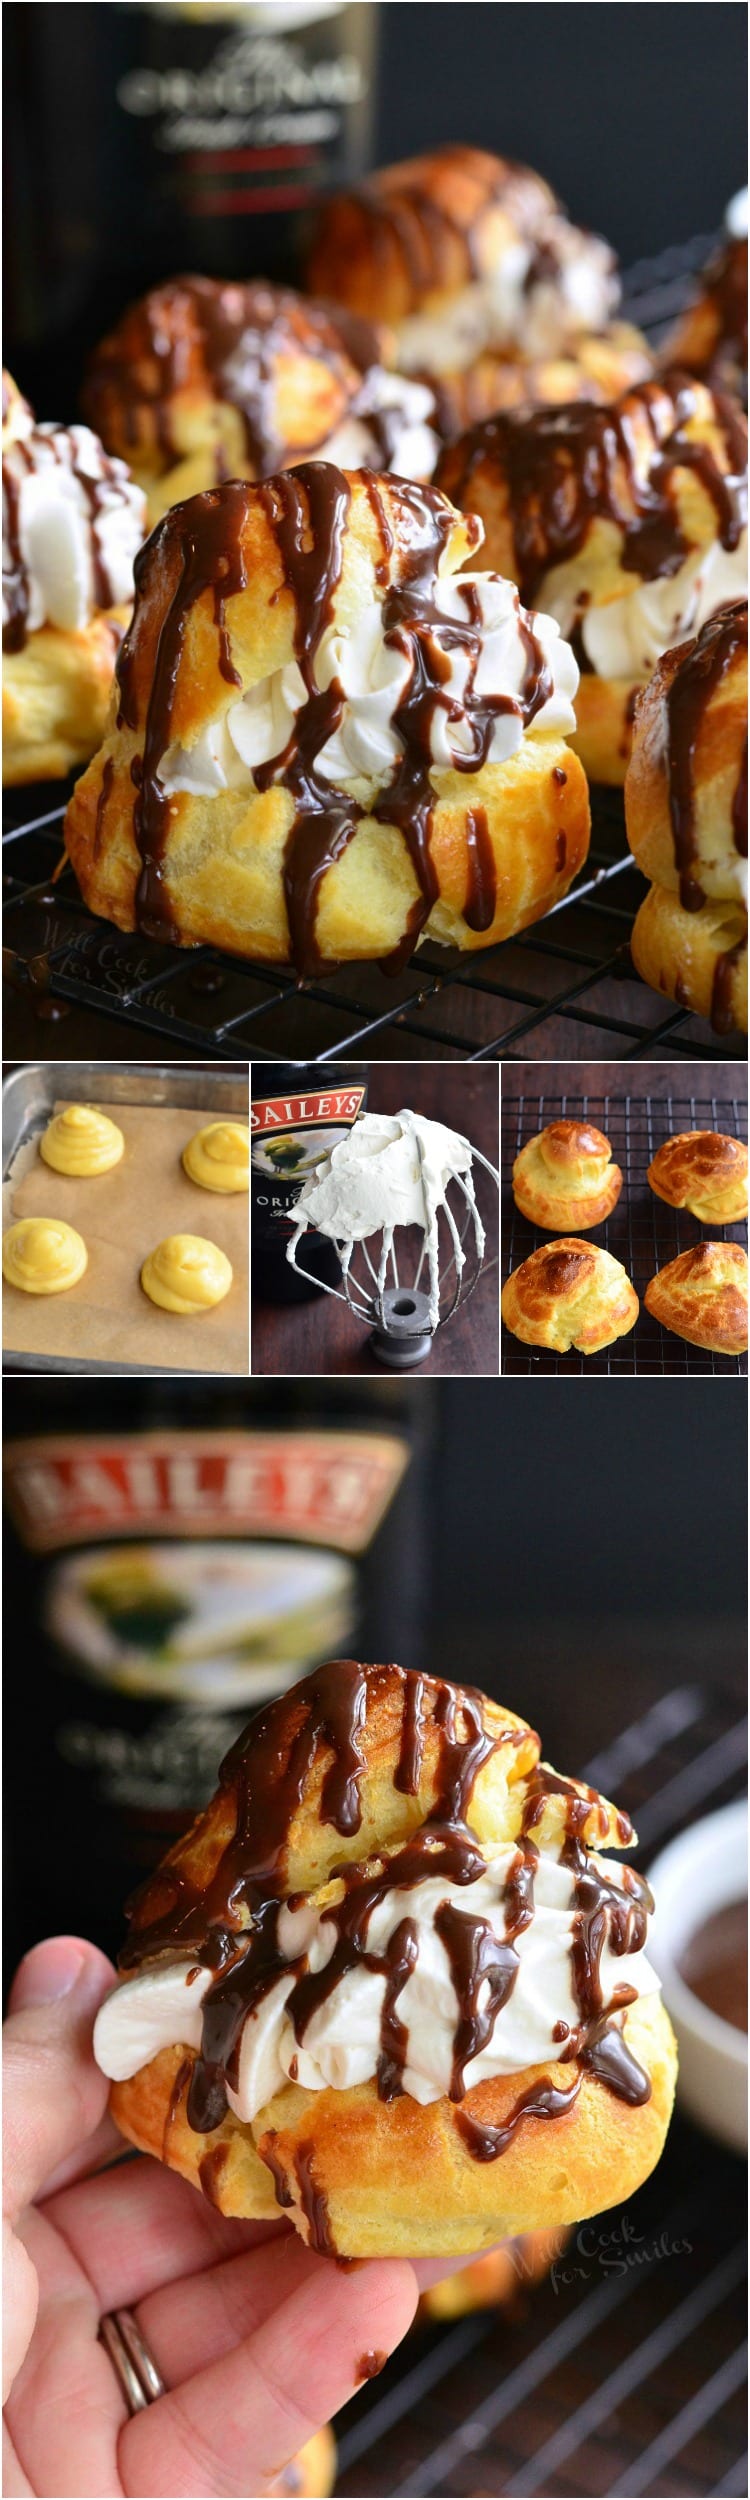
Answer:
14, 1939, 88, 2007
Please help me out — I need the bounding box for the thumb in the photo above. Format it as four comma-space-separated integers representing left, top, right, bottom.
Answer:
3, 1936, 114, 2222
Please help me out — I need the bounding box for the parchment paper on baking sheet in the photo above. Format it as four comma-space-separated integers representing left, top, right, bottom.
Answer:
3, 1100, 249, 1373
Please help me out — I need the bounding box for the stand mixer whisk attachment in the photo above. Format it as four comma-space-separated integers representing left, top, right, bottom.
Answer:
286, 1108, 499, 1367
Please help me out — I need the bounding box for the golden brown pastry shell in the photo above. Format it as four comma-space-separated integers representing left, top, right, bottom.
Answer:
625, 620, 748, 900
3, 609, 128, 786
630, 885, 748, 1036
422, 324, 651, 439
645, 1242, 748, 1354
63, 472, 590, 968
647, 1132, 748, 1226
512, 1122, 623, 1232
110, 1996, 676, 2260
502, 1238, 639, 1354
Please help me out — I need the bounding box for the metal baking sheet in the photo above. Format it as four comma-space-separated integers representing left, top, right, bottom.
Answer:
3, 1062, 248, 1374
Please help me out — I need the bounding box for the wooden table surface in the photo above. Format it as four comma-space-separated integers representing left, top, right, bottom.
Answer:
252, 1067, 500, 1376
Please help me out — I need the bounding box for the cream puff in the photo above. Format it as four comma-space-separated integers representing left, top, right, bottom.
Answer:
93, 1658, 677, 2257
140, 1235, 233, 1314
437, 374, 748, 783
39, 1103, 125, 1177
665, 190, 747, 405
645, 1242, 748, 1355
3, 1216, 88, 1293
306, 144, 649, 436
625, 600, 747, 1036
2, 374, 147, 784
512, 1121, 623, 1232
647, 1131, 748, 1226
64, 466, 590, 976
502, 1238, 638, 1354
630, 884, 748, 1038
82, 275, 441, 525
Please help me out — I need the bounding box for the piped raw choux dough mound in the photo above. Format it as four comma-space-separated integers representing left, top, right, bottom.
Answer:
306, 144, 649, 435
39, 1103, 125, 1177
140, 1234, 233, 1315
645, 1243, 748, 1355
437, 374, 747, 784
512, 1121, 623, 1232
64, 465, 590, 975
502, 1238, 638, 1354
647, 1132, 748, 1226
626, 600, 748, 1037
3, 1216, 88, 1295
182, 1121, 250, 1194
2, 375, 147, 784
93, 1659, 676, 2258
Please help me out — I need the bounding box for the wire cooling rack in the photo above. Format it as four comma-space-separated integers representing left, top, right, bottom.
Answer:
501, 1087, 748, 1376
3, 234, 745, 1065
333, 1681, 747, 2500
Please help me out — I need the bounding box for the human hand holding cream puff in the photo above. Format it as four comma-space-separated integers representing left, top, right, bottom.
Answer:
94, 1660, 676, 2258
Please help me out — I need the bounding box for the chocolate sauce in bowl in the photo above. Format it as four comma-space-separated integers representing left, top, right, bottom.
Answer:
679, 1898, 748, 2030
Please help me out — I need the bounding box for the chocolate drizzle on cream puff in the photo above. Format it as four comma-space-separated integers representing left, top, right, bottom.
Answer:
117, 479, 250, 937
441, 374, 747, 608
116, 1661, 654, 2167
84, 276, 384, 482
115, 467, 559, 974
2, 421, 143, 653
664, 599, 748, 911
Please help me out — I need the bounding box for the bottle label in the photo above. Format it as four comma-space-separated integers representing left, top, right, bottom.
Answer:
4, 1427, 408, 1554
115, 10, 371, 210
46, 1537, 357, 1705
251, 1084, 367, 1238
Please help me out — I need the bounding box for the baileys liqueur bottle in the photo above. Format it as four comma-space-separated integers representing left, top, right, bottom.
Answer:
3, 1376, 430, 1965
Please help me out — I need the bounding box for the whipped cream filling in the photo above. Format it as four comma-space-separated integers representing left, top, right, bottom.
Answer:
542, 530, 749, 684
161, 570, 579, 802
395, 230, 618, 377
286, 1106, 484, 1326
320, 368, 440, 482
94, 1841, 660, 2118
2, 422, 146, 638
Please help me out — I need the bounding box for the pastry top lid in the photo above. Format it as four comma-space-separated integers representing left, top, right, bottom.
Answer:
118, 1657, 636, 1974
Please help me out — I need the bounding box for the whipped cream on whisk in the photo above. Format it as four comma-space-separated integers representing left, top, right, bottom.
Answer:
286, 1107, 485, 1327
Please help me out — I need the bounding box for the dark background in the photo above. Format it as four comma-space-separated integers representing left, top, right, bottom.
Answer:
430, 1379, 747, 1764
378, 4, 747, 261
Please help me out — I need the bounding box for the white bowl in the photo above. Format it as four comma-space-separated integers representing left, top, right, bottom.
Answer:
647, 1799, 747, 2155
